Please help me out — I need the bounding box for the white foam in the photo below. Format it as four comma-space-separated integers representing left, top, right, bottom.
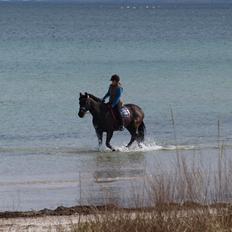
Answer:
116, 141, 163, 153
95, 176, 141, 183
161, 145, 196, 151
115, 138, 196, 153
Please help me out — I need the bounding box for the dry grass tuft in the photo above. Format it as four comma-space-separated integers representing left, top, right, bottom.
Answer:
66, 206, 232, 232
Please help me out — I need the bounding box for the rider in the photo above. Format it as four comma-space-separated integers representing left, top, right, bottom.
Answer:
102, 74, 124, 131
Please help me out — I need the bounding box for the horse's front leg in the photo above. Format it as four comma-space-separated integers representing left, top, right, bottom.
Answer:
106, 131, 115, 151
95, 129, 103, 149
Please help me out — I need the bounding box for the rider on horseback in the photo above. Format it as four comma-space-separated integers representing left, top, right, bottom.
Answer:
102, 74, 124, 131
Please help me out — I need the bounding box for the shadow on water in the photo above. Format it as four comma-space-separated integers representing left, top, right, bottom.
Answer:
93, 151, 145, 182
79, 150, 146, 206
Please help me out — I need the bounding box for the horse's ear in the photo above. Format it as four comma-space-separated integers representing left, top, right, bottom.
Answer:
80, 92, 83, 97
85, 92, 89, 98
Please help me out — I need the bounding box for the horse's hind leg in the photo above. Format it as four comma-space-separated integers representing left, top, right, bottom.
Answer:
136, 128, 143, 148
127, 123, 144, 148
127, 136, 136, 148
137, 140, 143, 148
126, 126, 137, 148
106, 131, 115, 151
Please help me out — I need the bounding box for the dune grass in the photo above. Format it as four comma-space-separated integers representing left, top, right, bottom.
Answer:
70, 207, 232, 232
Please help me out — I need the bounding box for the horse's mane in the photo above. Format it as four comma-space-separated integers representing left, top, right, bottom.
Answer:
86, 93, 102, 103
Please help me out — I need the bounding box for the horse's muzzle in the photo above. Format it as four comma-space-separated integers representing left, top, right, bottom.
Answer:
78, 108, 87, 118
78, 111, 84, 118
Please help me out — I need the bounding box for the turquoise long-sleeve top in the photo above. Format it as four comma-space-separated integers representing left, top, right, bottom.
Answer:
103, 85, 123, 108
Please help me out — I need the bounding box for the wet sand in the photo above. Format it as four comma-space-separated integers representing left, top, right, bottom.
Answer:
0, 205, 117, 231
0, 204, 148, 231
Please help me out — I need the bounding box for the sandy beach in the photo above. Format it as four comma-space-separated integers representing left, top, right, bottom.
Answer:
0, 214, 80, 232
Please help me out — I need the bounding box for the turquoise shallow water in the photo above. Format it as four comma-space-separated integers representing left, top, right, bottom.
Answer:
0, 2, 232, 211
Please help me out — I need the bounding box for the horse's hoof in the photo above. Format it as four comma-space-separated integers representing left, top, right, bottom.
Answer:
112, 148, 116, 152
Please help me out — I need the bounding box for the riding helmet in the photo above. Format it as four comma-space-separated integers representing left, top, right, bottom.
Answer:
110, 74, 120, 82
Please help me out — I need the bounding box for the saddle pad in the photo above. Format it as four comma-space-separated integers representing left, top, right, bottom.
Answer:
120, 107, 130, 119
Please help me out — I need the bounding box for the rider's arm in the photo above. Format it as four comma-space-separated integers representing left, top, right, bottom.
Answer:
102, 89, 110, 101
112, 87, 123, 108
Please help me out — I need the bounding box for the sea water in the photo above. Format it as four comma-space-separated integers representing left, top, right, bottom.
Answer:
0, 2, 232, 211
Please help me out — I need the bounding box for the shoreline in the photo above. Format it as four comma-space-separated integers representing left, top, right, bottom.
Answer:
0, 202, 230, 219
0, 202, 231, 231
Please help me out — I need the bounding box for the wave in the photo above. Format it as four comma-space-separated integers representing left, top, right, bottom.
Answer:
1, 141, 223, 156
0, 144, 195, 155
0, 179, 79, 188
117, 142, 196, 153
0, 146, 101, 156
95, 176, 142, 183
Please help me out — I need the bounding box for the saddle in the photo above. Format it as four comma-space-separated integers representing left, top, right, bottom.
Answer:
108, 105, 131, 125
120, 107, 130, 119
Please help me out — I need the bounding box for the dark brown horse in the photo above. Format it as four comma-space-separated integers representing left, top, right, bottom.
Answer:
78, 92, 145, 151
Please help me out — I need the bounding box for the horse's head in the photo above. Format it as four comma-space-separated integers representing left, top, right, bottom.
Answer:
78, 92, 90, 118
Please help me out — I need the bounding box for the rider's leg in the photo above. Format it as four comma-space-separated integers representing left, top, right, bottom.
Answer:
115, 104, 124, 130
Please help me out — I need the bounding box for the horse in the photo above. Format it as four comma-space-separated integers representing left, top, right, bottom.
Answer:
78, 92, 145, 151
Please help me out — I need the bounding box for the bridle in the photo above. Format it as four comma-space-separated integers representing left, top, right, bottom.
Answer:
79, 106, 88, 114
79, 96, 91, 114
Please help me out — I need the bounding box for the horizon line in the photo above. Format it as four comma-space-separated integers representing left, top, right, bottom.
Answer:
0, 0, 231, 3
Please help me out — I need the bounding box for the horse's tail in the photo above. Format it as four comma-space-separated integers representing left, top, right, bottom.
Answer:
138, 121, 146, 142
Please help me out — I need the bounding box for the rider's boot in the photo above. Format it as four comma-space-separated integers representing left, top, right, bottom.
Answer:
118, 116, 124, 131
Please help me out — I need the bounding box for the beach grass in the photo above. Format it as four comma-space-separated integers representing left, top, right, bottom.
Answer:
69, 206, 232, 232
